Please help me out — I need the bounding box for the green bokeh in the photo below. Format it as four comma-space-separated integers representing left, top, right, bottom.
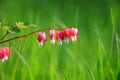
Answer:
0, 0, 120, 80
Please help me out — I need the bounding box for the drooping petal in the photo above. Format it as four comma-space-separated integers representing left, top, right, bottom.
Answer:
2, 47, 10, 56
49, 29, 55, 44
0, 48, 5, 59
39, 41, 43, 48
56, 31, 64, 45
37, 32, 46, 42
64, 38, 69, 44
58, 39, 62, 45
70, 27, 79, 42
0, 47, 10, 62
49, 29, 55, 39
37, 32, 46, 47
64, 28, 71, 38
50, 39, 55, 45
56, 31, 64, 41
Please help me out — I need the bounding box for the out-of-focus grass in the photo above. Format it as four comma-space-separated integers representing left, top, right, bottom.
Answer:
0, 0, 120, 80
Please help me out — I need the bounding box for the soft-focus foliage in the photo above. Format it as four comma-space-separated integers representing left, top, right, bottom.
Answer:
0, 22, 35, 33
0, 0, 120, 80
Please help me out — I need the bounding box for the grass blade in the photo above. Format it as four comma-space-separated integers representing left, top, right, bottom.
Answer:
13, 47, 34, 80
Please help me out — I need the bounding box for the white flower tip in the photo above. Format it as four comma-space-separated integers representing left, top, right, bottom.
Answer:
1, 56, 8, 63
64, 38, 69, 44
5, 56, 8, 61
72, 36, 77, 42
39, 41, 43, 48
50, 39, 55, 45
1, 59, 5, 63
58, 40, 62, 46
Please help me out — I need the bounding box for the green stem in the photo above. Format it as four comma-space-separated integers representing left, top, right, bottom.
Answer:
0, 31, 9, 41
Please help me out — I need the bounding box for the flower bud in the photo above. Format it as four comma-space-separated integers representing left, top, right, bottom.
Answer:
0, 47, 10, 62
49, 29, 55, 45
37, 32, 46, 48
56, 31, 64, 45
70, 28, 79, 42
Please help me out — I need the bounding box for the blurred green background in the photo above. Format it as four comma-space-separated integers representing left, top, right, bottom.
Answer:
0, 0, 120, 80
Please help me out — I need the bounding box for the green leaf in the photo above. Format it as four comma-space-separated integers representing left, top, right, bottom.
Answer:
16, 22, 36, 29
0, 22, 35, 33
0, 22, 11, 31
9, 25, 21, 33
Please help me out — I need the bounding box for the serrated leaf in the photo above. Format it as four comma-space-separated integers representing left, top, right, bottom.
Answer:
16, 22, 35, 28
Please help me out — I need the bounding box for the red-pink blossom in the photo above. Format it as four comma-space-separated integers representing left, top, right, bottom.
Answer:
64, 28, 71, 38
37, 27, 79, 46
63, 27, 79, 43
37, 32, 46, 47
70, 28, 78, 41
49, 29, 55, 44
56, 31, 64, 45
64, 28, 71, 44
0, 47, 10, 62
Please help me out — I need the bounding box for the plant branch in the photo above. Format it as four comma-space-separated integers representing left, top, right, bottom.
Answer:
0, 31, 9, 41
0, 27, 71, 44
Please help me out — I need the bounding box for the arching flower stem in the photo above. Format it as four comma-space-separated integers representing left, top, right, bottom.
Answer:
0, 27, 75, 44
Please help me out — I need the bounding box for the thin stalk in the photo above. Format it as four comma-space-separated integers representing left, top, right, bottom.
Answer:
86, 64, 95, 80
0, 27, 74, 44
63, 71, 69, 80
116, 33, 120, 71
0, 31, 9, 41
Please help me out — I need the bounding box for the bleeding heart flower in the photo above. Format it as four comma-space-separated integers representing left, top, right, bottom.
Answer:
37, 32, 46, 48
64, 28, 71, 44
56, 31, 64, 45
64, 27, 79, 43
49, 29, 55, 45
0, 47, 10, 62
70, 28, 79, 41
